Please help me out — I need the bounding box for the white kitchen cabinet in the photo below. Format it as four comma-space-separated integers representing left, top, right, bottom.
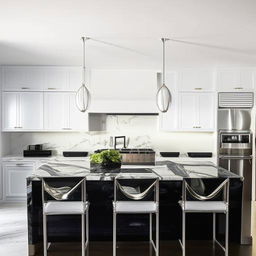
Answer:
2, 66, 45, 91
20, 92, 44, 130
2, 92, 44, 131
198, 93, 215, 130
69, 67, 83, 91
179, 92, 215, 131
44, 92, 88, 131
44, 92, 69, 130
3, 161, 35, 200
178, 69, 214, 92
44, 67, 69, 91
2, 92, 18, 130
217, 68, 254, 91
159, 72, 179, 131
69, 93, 88, 130
44, 67, 84, 92
89, 69, 158, 113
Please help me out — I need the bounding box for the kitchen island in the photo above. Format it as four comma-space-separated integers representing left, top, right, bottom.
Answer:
27, 160, 243, 255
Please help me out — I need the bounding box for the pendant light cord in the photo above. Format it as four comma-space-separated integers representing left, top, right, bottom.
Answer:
161, 38, 166, 85
82, 37, 87, 85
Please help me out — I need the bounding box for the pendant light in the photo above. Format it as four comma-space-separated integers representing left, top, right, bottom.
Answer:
156, 38, 172, 113
76, 37, 90, 112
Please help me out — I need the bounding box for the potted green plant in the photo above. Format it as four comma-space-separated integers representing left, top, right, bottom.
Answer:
90, 149, 122, 170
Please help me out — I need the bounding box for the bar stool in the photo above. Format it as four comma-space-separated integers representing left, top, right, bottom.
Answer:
113, 177, 159, 256
42, 177, 89, 256
179, 178, 230, 256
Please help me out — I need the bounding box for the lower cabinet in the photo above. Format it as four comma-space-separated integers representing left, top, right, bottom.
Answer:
3, 161, 35, 201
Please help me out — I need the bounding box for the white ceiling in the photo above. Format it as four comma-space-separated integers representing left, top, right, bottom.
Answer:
1, 0, 256, 69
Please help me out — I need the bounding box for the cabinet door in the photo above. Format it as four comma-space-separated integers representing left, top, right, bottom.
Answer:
178, 69, 214, 91
179, 93, 197, 130
217, 69, 253, 91
69, 93, 88, 130
4, 162, 34, 199
44, 93, 69, 130
198, 93, 215, 130
20, 92, 44, 130
2, 92, 19, 130
3, 66, 45, 91
69, 67, 83, 91
44, 67, 69, 91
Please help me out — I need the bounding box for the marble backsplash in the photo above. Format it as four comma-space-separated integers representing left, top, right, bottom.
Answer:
3, 115, 216, 156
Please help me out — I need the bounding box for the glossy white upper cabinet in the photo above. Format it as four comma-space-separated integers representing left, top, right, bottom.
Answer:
2, 66, 83, 92
44, 67, 69, 91
69, 67, 83, 91
179, 92, 215, 131
216, 68, 254, 91
2, 92, 18, 130
179, 93, 197, 130
2, 92, 43, 131
178, 69, 214, 92
44, 93, 69, 130
198, 93, 215, 130
159, 72, 179, 131
89, 69, 157, 113
44, 67, 83, 91
20, 92, 44, 130
69, 93, 88, 130
2, 66, 45, 91
44, 92, 88, 131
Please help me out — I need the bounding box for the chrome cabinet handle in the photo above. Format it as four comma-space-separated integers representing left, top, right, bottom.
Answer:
193, 126, 201, 128
16, 163, 25, 166
47, 88, 57, 90
14, 126, 22, 128
234, 87, 243, 89
194, 88, 202, 90
62, 128, 72, 130
21, 87, 30, 90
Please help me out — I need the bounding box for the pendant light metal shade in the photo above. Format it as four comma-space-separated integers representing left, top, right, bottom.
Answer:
156, 83, 171, 113
156, 38, 172, 113
76, 37, 90, 112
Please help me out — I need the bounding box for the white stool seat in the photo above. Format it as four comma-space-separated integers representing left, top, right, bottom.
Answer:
179, 200, 228, 213
113, 201, 158, 213
44, 201, 89, 215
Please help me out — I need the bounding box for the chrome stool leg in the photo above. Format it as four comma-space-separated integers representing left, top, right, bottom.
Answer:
225, 212, 229, 256
149, 213, 152, 243
213, 213, 216, 243
182, 212, 186, 256
113, 212, 117, 256
156, 212, 159, 256
82, 214, 85, 256
43, 214, 47, 256
86, 210, 89, 250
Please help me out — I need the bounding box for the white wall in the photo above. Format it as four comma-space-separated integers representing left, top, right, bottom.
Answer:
4, 115, 216, 157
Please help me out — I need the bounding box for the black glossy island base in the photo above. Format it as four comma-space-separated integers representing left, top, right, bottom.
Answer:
26, 161, 244, 255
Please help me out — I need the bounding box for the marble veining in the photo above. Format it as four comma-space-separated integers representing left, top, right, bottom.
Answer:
4, 115, 215, 156
30, 160, 241, 181
0, 203, 28, 256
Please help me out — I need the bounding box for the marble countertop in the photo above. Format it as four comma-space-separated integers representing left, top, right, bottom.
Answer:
28, 159, 241, 181
1, 154, 216, 163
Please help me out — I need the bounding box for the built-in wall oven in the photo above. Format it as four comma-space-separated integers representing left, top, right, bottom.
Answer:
218, 131, 252, 244
217, 92, 254, 244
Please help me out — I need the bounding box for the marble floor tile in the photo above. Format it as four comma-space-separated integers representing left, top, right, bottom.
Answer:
0, 203, 28, 256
